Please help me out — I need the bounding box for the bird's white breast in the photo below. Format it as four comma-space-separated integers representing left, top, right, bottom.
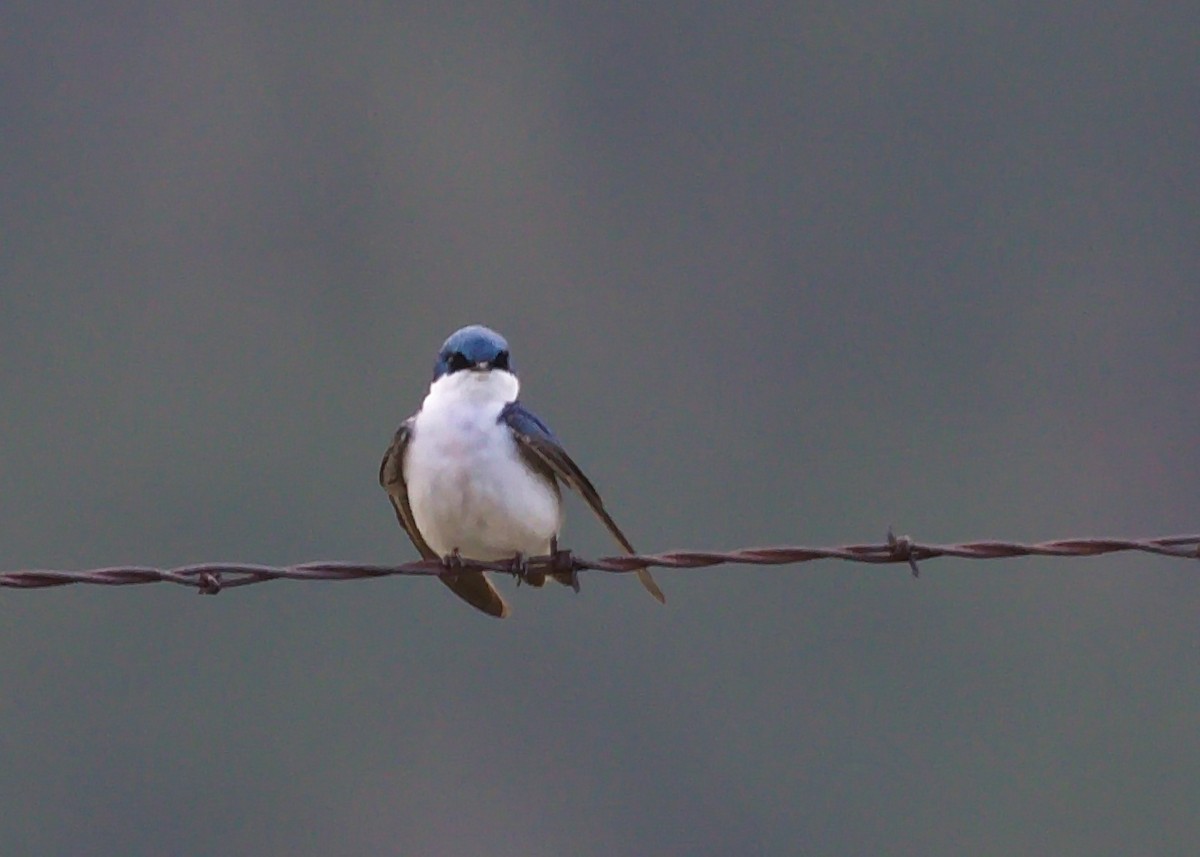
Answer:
404, 370, 561, 559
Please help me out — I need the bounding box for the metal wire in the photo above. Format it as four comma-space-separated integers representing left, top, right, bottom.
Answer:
2, 532, 1197, 594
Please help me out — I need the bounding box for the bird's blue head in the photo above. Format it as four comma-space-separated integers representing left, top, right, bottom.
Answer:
433, 325, 514, 380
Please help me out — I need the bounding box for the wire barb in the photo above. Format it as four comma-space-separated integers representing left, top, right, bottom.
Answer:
196, 571, 222, 595
1, 533, 1197, 593
887, 527, 921, 578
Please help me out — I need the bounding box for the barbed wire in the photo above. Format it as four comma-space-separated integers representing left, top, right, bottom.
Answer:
2, 531, 1197, 594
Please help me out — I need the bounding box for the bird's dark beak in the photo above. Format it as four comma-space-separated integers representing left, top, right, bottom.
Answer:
472, 361, 490, 371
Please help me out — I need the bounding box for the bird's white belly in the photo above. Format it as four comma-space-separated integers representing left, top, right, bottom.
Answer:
406, 404, 561, 560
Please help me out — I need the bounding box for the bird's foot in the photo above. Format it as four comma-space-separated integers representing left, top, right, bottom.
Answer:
548, 546, 581, 593
441, 549, 465, 572
507, 552, 532, 586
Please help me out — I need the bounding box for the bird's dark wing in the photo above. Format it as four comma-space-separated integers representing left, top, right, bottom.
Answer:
379, 419, 509, 618
499, 401, 665, 604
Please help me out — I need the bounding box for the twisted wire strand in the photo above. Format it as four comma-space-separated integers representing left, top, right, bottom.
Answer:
2, 533, 1196, 594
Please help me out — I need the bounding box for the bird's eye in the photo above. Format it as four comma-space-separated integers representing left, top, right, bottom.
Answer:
447, 351, 471, 372
492, 350, 510, 370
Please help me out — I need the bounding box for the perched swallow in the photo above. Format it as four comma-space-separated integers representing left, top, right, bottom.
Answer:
379, 324, 665, 618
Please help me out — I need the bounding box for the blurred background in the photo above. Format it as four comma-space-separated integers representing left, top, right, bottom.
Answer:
1, 2, 1197, 854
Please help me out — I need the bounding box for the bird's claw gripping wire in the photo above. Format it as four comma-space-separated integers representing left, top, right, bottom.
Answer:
506, 552, 533, 586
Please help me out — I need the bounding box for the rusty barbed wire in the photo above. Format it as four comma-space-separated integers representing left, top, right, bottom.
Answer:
2, 532, 1197, 594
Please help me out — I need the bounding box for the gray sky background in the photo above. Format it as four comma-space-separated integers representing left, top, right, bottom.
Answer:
2, 2, 1197, 854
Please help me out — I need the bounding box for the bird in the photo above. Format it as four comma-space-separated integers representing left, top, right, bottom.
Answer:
379, 324, 666, 618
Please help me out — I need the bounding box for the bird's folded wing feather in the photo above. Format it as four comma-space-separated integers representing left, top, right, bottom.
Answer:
379, 419, 510, 618
500, 402, 665, 604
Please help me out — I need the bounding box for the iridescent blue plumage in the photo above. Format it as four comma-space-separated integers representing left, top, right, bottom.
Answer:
433, 324, 513, 380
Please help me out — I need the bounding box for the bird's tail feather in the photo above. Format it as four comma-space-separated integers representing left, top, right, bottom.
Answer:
439, 571, 509, 618
636, 568, 666, 604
